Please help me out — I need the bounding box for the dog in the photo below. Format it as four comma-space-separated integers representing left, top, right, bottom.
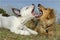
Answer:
34, 4, 56, 40
0, 4, 38, 35
26, 4, 56, 40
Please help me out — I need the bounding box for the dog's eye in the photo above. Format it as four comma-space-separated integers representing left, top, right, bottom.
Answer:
45, 8, 47, 10
26, 7, 28, 9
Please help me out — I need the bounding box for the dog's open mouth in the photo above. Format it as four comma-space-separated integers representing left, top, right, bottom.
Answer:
31, 7, 41, 18
34, 9, 43, 18
31, 7, 35, 15
31, 7, 43, 18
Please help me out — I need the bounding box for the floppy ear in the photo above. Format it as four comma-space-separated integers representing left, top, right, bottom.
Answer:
48, 9, 54, 19
12, 8, 21, 16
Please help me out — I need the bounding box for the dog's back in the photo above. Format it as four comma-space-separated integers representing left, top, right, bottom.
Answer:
0, 15, 17, 29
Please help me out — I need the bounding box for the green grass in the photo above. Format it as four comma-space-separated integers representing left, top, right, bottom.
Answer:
0, 25, 60, 40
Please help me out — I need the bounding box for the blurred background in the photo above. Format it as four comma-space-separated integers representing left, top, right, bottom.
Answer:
0, 0, 60, 24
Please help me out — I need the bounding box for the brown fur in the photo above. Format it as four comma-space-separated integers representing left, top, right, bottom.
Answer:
2, 13, 10, 17
35, 4, 56, 32
34, 4, 56, 40
0, 13, 10, 17
35, 5, 55, 40
26, 4, 56, 40
26, 18, 39, 30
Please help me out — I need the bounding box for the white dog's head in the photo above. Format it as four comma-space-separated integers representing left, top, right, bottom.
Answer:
12, 4, 36, 18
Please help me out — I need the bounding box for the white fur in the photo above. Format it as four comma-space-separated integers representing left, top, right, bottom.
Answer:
0, 5, 38, 35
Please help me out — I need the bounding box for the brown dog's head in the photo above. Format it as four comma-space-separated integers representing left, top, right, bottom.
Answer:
38, 4, 55, 20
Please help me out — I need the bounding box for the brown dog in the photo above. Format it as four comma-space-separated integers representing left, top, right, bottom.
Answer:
34, 4, 56, 40
26, 4, 56, 40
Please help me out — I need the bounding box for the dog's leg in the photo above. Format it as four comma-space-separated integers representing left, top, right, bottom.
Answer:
10, 28, 31, 35
23, 25, 38, 35
10, 23, 32, 35
10, 27, 31, 35
48, 25, 55, 40
10, 19, 38, 35
10, 25, 38, 35
48, 30, 54, 40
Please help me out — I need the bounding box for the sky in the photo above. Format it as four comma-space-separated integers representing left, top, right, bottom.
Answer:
0, 0, 60, 23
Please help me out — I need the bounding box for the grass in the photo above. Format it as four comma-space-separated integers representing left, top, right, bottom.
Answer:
0, 24, 60, 40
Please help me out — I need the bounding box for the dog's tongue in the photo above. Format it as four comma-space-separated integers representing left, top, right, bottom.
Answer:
34, 13, 40, 18
32, 12, 40, 18
32, 12, 35, 15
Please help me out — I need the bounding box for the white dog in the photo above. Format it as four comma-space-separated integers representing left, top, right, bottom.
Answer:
0, 4, 38, 35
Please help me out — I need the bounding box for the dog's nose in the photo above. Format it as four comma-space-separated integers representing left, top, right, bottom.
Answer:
32, 4, 34, 5
38, 4, 41, 7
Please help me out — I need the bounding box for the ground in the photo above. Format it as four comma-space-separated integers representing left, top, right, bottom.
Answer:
0, 24, 60, 40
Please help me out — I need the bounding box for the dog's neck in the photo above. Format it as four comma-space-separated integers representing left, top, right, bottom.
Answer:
17, 16, 33, 24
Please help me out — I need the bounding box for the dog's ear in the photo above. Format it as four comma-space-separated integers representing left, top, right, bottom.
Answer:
50, 9, 53, 14
12, 8, 21, 16
51, 9, 53, 11
48, 9, 54, 19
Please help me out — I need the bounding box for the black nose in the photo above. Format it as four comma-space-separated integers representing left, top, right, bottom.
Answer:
38, 4, 41, 7
32, 4, 34, 5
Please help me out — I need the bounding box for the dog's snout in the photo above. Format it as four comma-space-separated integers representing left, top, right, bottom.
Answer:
38, 4, 41, 7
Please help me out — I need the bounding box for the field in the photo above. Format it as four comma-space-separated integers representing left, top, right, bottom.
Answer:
0, 24, 60, 40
